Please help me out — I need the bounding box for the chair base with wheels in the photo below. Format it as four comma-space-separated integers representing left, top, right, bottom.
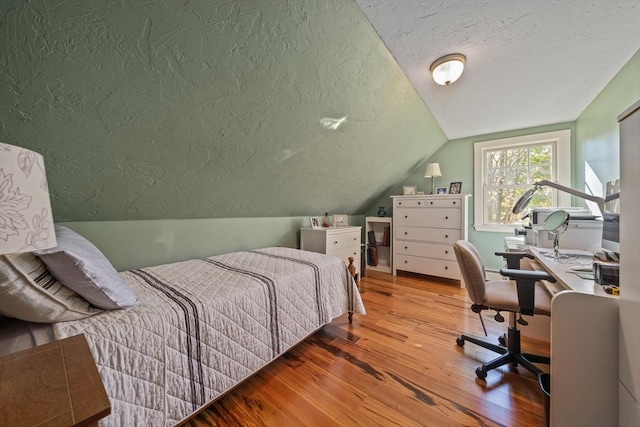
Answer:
456, 317, 551, 379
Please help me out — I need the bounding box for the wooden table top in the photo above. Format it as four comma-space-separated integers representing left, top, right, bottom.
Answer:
0, 334, 110, 427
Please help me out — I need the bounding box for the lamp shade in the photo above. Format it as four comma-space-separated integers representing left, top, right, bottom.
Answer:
0, 142, 57, 254
430, 54, 466, 86
424, 162, 442, 178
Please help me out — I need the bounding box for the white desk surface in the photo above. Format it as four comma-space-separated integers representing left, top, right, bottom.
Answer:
504, 238, 613, 297
525, 246, 614, 298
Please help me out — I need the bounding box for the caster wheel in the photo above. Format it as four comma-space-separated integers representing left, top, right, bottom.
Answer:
498, 335, 506, 346
475, 368, 487, 380
456, 337, 465, 347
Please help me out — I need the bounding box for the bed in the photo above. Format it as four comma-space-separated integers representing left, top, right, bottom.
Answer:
1, 231, 365, 426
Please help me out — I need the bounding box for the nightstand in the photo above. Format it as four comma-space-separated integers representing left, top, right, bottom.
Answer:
300, 226, 362, 277
0, 334, 110, 426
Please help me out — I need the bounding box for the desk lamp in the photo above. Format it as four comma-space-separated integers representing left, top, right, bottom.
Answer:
0, 142, 57, 255
512, 179, 620, 217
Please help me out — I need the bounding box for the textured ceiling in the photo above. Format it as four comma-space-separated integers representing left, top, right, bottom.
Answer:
356, 0, 640, 139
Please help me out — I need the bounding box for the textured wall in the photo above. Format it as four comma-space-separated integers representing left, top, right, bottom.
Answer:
0, 0, 446, 222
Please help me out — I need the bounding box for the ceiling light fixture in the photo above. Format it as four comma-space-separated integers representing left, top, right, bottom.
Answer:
430, 54, 466, 86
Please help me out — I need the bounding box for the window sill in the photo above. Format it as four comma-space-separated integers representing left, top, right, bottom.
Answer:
473, 224, 516, 234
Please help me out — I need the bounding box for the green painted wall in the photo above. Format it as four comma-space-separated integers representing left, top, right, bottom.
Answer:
575, 49, 640, 193
61, 215, 362, 271
0, 0, 446, 222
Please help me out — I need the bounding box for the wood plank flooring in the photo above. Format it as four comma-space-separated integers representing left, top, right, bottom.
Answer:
182, 271, 550, 426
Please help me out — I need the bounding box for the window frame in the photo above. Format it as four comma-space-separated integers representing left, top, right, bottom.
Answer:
473, 129, 572, 233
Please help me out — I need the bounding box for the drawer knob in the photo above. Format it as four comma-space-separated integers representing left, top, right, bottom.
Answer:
453, 201, 457, 205
404, 232, 408, 235
430, 201, 433, 205
399, 202, 402, 205
445, 250, 449, 254
404, 260, 408, 264
334, 241, 338, 244
445, 266, 448, 270
445, 234, 449, 238
445, 216, 449, 220
353, 237, 357, 241
418, 201, 421, 205
404, 215, 408, 219
404, 246, 408, 250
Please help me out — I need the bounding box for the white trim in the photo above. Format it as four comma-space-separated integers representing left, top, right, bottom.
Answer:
473, 129, 571, 232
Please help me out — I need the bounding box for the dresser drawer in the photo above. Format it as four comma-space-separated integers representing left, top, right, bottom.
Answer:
395, 241, 456, 261
395, 255, 460, 280
395, 197, 462, 209
396, 208, 461, 228
396, 226, 461, 243
326, 229, 360, 251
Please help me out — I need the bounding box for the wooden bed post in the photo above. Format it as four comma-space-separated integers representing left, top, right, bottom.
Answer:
348, 257, 356, 324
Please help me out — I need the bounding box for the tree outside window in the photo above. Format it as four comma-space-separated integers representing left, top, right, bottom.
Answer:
484, 142, 554, 225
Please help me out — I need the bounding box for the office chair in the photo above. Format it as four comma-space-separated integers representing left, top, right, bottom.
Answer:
454, 240, 555, 380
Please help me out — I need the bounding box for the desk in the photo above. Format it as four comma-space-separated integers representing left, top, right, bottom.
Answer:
525, 247, 619, 427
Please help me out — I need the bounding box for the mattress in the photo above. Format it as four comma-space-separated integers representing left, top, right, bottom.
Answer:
53, 247, 365, 426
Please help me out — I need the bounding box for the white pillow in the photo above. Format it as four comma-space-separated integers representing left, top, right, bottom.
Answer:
35, 226, 137, 309
0, 253, 100, 323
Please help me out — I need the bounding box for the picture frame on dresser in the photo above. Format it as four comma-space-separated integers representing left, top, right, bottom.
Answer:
436, 187, 447, 194
333, 214, 348, 227
449, 182, 462, 194
403, 185, 417, 195
309, 216, 321, 229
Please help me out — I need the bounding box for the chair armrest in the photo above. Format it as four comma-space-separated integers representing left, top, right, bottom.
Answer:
499, 268, 556, 283
499, 269, 556, 316
495, 251, 535, 269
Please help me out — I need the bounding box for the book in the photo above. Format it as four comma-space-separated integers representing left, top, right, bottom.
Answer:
382, 225, 390, 246
368, 230, 377, 246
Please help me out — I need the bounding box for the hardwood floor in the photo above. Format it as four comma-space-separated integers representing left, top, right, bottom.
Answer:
182, 271, 550, 427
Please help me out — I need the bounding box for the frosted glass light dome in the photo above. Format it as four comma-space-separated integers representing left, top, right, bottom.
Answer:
430, 54, 466, 86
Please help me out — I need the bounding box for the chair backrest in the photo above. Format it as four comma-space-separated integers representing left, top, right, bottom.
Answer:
453, 240, 487, 305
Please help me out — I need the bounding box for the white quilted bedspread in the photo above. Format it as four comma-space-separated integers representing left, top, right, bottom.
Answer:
53, 247, 365, 426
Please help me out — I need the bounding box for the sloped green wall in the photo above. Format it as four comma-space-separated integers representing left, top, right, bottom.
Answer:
0, 0, 446, 222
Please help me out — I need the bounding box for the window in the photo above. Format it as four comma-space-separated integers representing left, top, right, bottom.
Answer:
474, 130, 571, 232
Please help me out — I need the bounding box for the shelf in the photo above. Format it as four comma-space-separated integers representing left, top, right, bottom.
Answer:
365, 217, 393, 274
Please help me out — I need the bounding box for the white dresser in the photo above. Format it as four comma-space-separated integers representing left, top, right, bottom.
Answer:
300, 226, 362, 277
391, 195, 469, 283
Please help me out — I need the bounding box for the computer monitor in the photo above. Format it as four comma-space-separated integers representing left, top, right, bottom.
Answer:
601, 179, 620, 254
601, 212, 619, 254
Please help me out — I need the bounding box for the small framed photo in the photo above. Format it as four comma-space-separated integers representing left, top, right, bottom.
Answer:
403, 185, 417, 195
309, 216, 321, 229
436, 187, 448, 195
333, 214, 348, 227
449, 182, 462, 194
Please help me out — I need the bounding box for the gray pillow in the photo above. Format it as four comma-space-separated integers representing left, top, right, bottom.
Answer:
0, 253, 100, 322
35, 226, 137, 309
